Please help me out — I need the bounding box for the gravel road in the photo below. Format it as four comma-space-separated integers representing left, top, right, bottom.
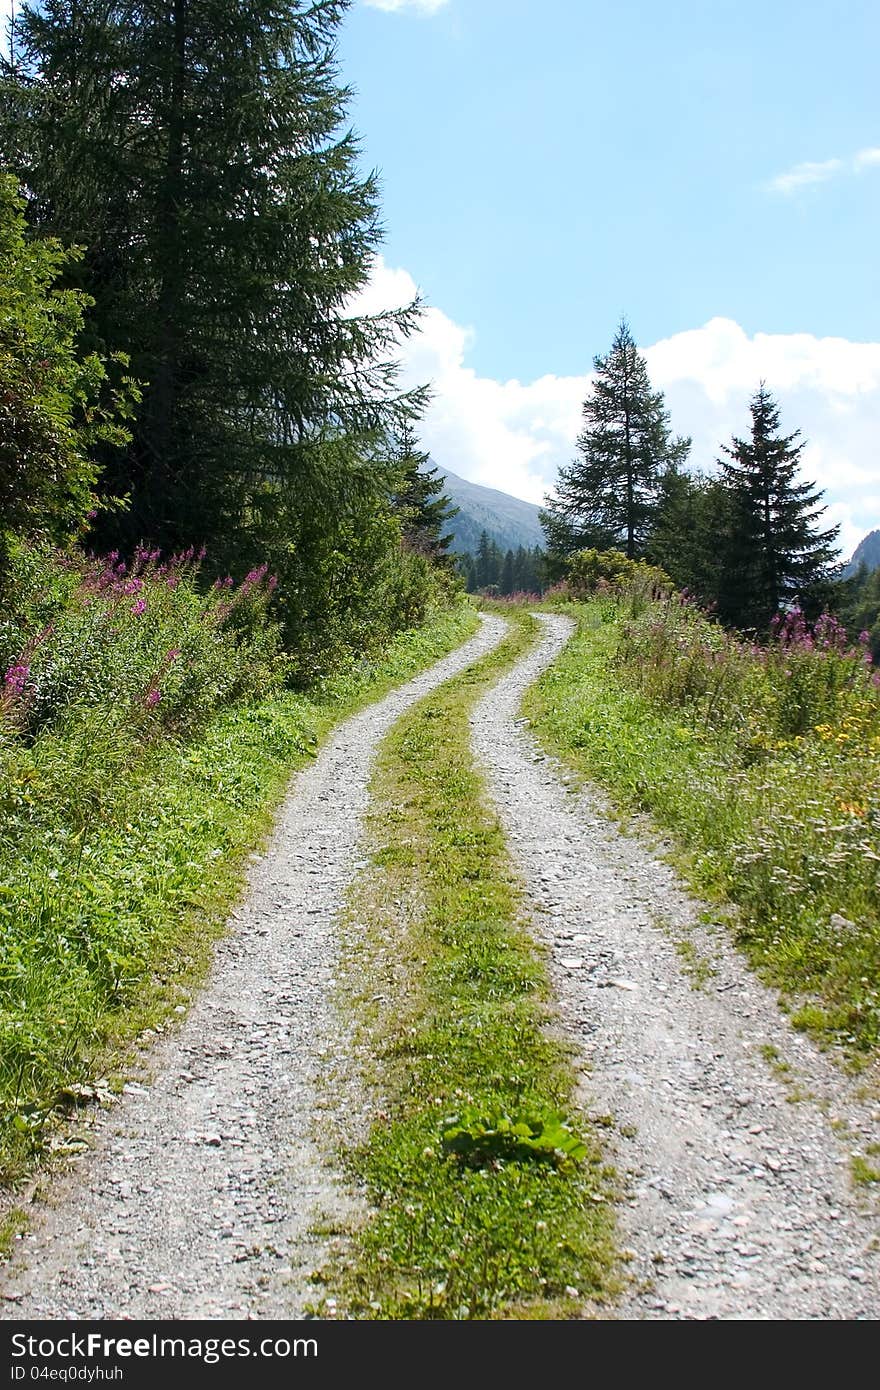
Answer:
4, 609, 879, 1321
0, 615, 507, 1321
470, 612, 880, 1320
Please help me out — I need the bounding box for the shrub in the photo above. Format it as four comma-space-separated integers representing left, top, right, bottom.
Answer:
553, 548, 673, 616
0, 541, 286, 743
614, 593, 878, 759
0, 175, 139, 578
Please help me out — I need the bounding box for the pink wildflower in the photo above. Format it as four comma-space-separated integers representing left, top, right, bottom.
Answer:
4, 663, 30, 697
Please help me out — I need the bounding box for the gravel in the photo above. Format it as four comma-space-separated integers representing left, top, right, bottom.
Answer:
0, 615, 507, 1321
470, 612, 880, 1320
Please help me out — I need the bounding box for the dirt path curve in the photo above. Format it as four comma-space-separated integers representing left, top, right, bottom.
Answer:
1, 614, 508, 1321
471, 612, 880, 1320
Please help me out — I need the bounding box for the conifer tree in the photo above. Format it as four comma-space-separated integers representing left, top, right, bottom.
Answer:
716, 384, 840, 630
646, 464, 733, 604
542, 319, 689, 560
389, 420, 457, 565
500, 548, 515, 595
1, 0, 423, 597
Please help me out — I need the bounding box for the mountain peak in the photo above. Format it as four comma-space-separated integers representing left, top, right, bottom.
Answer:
427, 464, 544, 554
843, 529, 880, 578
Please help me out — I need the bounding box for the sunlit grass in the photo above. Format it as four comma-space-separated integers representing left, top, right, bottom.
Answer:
324, 611, 618, 1320
525, 596, 880, 1053
0, 601, 479, 1182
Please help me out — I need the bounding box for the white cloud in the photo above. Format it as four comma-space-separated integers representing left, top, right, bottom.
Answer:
854, 146, 880, 172
767, 145, 880, 195
354, 260, 880, 560
362, 0, 449, 14
766, 159, 844, 195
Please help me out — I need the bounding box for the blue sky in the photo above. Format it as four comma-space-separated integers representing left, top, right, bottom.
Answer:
344, 0, 880, 379
344, 0, 880, 554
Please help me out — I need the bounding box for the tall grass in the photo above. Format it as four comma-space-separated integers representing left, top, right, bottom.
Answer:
528, 579, 880, 1052
0, 540, 476, 1179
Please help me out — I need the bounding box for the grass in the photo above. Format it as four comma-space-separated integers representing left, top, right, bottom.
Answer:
0, 600, 480, 1185
850, 1154, 880, 1186
524, 596, 880, 1055
673, 937, 717, 990
0, 1207, 28, 1260
319, 609, 618, 1320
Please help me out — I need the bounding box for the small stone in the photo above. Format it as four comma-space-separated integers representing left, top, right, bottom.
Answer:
560, 957, 585, 969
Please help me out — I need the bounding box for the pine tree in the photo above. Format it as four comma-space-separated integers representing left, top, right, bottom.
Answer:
716, 384, 840, 630
1, 0, 423, 596
455, 550, 477, 593
646, 464, 734, 605
500, 548, 515, 595
389, 420, 457, 565
542, 319, 689, 560
475, 530, 494, 589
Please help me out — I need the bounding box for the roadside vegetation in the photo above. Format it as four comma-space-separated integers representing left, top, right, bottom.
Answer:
324, 612, 617, 1320
524, 555, 880, 1055
0, 561, 476, 1184
0, 66, 467, 1192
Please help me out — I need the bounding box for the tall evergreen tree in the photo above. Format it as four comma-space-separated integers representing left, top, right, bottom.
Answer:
1, 0, 423, 591
542, 319, 689, 560
474, 529, 494, 589
389, 420, 457, 565
500, 547, 515, 595
646, 464, 734, 605
716, 384, 840, 630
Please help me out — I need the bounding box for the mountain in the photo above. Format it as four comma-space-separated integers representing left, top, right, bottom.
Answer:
843, 529, 880, 578
430, 465, 545, 554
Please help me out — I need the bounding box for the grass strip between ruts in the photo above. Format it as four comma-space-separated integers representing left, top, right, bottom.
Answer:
322, 609, 618, 1320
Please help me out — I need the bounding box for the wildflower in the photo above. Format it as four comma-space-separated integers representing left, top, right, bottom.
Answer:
145, 688, 161, 707
123, 579, 144, 596
3, 663, 30, 697
166, 648, 181, 663
132, 598, 147, 616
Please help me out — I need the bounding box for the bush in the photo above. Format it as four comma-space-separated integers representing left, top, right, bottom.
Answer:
0, 175, 138, 577
553, 548, 673, 616
614, 593, 877, 759
0, 541, 286, 743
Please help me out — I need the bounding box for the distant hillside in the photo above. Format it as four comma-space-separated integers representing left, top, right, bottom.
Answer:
430, 464, 545, 554
843, 530, 880, 578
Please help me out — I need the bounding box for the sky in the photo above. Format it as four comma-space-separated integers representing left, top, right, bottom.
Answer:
341, 0, 880, 557
2, 0, 877, 555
